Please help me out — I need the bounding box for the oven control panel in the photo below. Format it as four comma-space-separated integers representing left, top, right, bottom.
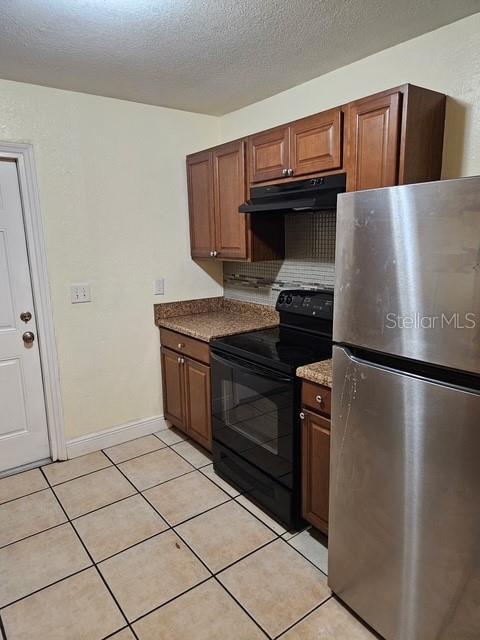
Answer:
276, 289, 334, 320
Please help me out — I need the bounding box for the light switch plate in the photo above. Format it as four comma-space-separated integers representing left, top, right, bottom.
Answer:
154, 278, 165, 295
70, 283, 91, 304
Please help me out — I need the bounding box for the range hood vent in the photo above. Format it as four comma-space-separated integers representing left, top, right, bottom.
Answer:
239, 174, 346, 214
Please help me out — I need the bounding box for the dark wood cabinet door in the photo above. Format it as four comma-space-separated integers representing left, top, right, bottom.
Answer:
291, 109, 343, 177
248, 126, 290, 183
161, 347, 185, 430
302, 409, 330, 534
347, 91, 402, 192
184, 357, 212, 451
187, 151, 215, 258
213, 140, 248, 260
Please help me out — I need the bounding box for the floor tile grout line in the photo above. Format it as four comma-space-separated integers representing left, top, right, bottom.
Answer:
0, 485, 51, 508
38, 466, 139, 640
103, 448, 274, 638
0, 519, 67, 551
273, 595, 333, 639
212, 575, 274, 639
283, 537, 328, 577
0, 613, 7, 640
213, 537, 280, 577
105, 442, 168, 466
43, 460, 113, 488
3, 432, 325, 639
154, 495, 234, 530
0, 564, 94, 611
128, 576, 212, 627
232, 495, 287, 538
100, 623, 132, 640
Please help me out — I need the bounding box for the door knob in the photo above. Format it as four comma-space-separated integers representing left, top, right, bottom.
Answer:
23, 331, 35, 345
20, 311, 32, 323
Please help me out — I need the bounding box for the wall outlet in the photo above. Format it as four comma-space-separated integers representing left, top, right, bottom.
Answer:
70, 283, 91, 304
154, 278, 165, 295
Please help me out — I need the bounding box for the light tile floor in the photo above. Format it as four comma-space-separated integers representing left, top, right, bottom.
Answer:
0, 428, 377, 639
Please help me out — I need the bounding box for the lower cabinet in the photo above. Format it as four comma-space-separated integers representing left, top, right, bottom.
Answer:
160, 340, 212, 451
301, 382, 331, 534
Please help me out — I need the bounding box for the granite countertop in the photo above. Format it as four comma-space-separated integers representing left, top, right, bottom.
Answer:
296, 359, 333, 388
154, 297, 279, 342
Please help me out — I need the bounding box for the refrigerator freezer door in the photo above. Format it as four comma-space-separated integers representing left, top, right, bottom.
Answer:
334, 176, 480, 374
329, 346, 480, 640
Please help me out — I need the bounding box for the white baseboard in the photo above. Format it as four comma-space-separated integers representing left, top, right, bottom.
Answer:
66, 415, 168, 459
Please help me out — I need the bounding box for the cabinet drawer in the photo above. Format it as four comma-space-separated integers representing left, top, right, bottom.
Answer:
160, 328, 210, 365
301, 381, 331, 416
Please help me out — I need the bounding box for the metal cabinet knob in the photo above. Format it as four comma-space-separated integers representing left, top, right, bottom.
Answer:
209, 251, 214, 257
282, 168, 288, 176
315, 395, 324, 405
177, 356, 185, 364
20, 311, 32, 323
213, 250, 218, 257
23, 331, 35, 345
299, 411, 305, 420
287, 168, 294, 177
177, 343, 184, 349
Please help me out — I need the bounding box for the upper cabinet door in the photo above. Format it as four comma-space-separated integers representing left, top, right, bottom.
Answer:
291, 109, 343, 177
347, 91, 402, 192
248, 126, 290, 183
213, 140, 248, 260
186, 151, 215, 258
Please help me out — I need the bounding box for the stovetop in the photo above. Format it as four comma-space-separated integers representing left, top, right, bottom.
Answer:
210, 325, 332, 375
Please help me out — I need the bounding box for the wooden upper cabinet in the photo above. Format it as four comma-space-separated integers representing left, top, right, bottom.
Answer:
213, 140, 247, 260
291, 109, 343, 177
248, 126, 290, 183
187, 142, 284, 262
187, 151, 214, 258
346, 91, 402, 192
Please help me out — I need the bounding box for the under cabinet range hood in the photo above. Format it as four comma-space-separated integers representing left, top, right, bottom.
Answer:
239, 174, 346, 214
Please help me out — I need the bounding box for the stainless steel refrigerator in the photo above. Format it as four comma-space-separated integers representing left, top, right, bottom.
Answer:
329, 176, 480, 640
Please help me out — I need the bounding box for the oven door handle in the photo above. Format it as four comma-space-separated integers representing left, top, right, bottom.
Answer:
211, 350, 293, 383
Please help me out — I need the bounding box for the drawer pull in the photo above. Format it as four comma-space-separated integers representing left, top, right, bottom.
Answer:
299, 412, 305, 420
177, 356, 185, 364
315, 395, 324, 405
177, 343, 184, 349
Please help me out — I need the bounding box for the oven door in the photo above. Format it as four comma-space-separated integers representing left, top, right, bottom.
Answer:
211, 350, 295, 488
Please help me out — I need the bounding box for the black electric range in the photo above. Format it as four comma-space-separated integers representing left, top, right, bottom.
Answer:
210, 289, 333, 528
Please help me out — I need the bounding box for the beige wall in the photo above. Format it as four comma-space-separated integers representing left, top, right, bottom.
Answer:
0, 79, 221, 440
220, 13, 480, 179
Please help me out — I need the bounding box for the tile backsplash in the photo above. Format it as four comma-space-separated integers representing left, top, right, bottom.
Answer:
223, 211, 336, 306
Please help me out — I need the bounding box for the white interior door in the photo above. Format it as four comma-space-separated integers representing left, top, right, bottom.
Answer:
0, 159, 50, 472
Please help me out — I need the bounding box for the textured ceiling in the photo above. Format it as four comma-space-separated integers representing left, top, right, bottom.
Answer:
1, 0, 479, 115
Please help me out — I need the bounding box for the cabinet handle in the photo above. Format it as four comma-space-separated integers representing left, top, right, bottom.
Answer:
213, 250, 218, 257
177, 343, 184, 349
315, 395, 324, 405
177, 356, 185, 364
299, 411, 305, 420
288, 168, 294, 177
209, 251, 214, 257
282, 168, 288, 176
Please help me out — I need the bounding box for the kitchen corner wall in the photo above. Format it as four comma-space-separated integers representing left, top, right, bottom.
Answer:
224, 211, 336, 306
0, 79, 222, 441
